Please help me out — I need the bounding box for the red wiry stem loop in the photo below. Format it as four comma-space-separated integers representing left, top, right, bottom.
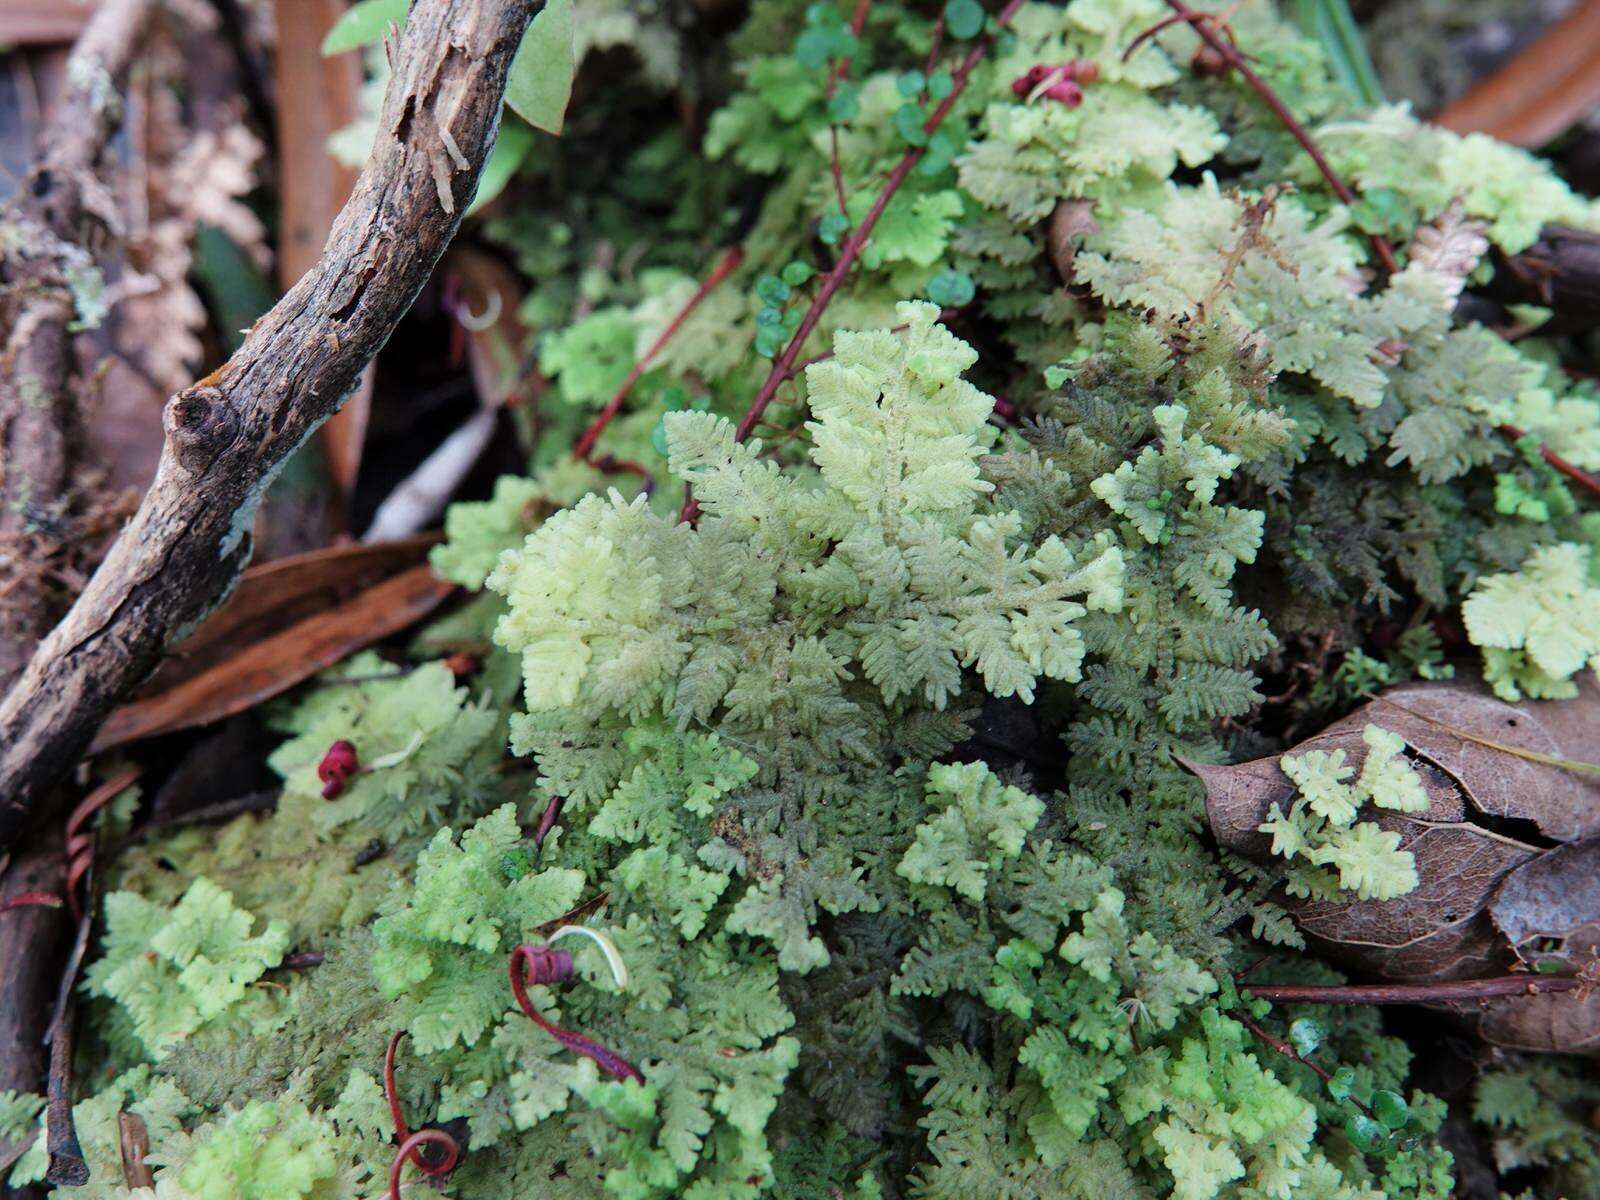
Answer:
387, 1130, 460, 1200
1149, 0, 1399, 274
572, 245, 745, 464
63, 766, 142, 922
383, 1030, 460, 1188
508, 943, 643, 1083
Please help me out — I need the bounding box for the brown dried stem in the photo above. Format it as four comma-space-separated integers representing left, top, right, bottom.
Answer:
1242, 974, 1583, 1006
0, 0, 542, 852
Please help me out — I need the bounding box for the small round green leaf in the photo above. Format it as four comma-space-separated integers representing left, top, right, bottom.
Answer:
894, 103, 929, 147
1326, 1065, 1356, 1102
945, 0, 985, 40
756, 275, 792, 305
1344, 1113, 1389, 1155
1288, 1017, 1324, 1057
1371, 1089, 1410, 1131
926, 269, 975, 308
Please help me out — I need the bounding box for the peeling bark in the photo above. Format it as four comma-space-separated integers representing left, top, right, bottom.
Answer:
0, 0, 156, 688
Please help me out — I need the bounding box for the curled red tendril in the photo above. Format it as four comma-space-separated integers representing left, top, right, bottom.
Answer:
508, 943, 643, 1083
383, 1030, 460, 1195
388, 1130, 460, 1200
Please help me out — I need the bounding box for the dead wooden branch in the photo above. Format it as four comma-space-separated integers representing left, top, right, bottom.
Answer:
0, 0, 541, 852
0, 0, 156, 689
1483, 224, 1600, 330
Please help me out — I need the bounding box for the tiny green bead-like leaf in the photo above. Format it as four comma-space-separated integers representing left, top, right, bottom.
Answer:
1371, 1089, 1410, 1130
927, 69, 954, 100
754, 326, 788, 358
757, 306, 785, 327
894, 103, 929, 147
756, 275, 792, 305
1326, 1065, 1356, 1102
1343, 1113, 1389, 1155
819, 211, 850, 244
794, 28, 833, 67
828, 87, 860, 122
926, 269, 975, 308
1288, 1017, 1323, 1057
781, 261, 815, 286
945, 0, 985, 39
897, 71, 926, 97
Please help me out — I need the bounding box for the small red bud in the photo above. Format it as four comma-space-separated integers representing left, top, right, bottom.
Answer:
443, 652, 480, 678
1191, 44, 1229, 76
318, 739, 359, 799
1071, 58, 1100, 84
1045, 79, 1084, 107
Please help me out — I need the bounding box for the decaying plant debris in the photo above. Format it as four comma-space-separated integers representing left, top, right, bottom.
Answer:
2, 1, 1600, 1198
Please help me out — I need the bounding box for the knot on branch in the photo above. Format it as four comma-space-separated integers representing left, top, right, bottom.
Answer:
163, 386, 239, 474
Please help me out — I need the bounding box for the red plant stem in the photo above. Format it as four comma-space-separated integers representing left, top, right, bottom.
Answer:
1499, 422, 1600, 498
0, 891, 64, 913
826, 0, 873, 96
1159, 0, 1399, 274
571, 244, 745, 464
1243, 974, 1582, 1005
384, 1030, 456, 1179
63, 766, 141, 923
730, 0, 1027, 448
508, 945, 643, 1082
388, 1130, 460, 1200
829, 126, 849, 216
1233, 1011, 1376, 1118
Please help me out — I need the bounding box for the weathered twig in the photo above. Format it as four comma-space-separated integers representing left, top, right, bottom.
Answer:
0, 0, 156, 690
1243, 974, 1583, 1005
1483, 225, 1600, 330
1153, 0, 1399, 274
0, 0, 542, 852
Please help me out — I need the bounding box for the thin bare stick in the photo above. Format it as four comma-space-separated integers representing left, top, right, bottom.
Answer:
1153, 0, 1399, 274
572, 244, 744, 463
0, 0, 541, 852
1242, 974, 1582, 1005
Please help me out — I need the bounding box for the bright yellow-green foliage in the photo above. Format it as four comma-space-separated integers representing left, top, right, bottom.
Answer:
1259, 724, 1427, 901
84, 878, 290, 1058
44, 0, 1600, 1198
1462, 541, 1600, 700
371, 804, 585, 1052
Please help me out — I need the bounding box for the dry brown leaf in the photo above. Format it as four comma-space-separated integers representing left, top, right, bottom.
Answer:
0, 3, 92, 45
1435, 0, 1600, 147
1193, 678, 1600, 1052
1046, 198, 1099, 285
274, 0, 370, 504
92, 561, 454, 754
135, 533, 439, 696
